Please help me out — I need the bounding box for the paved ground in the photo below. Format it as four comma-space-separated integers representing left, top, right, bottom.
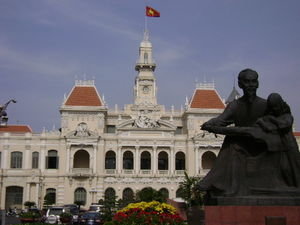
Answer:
0, 216, 21, 225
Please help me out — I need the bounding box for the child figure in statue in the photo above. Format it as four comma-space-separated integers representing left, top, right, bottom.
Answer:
198, 92, 300, 197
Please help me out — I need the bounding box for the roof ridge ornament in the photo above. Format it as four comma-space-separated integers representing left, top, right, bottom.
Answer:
196, 81, 215, 90
143, 29, 150, 42
75, 79, 95, 86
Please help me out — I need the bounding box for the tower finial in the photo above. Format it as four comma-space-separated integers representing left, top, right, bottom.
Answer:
143, 29, 149, 41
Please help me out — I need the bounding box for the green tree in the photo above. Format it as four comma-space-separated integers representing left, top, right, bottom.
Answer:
100, 195, 118, 222
178, 172, 203, 208
136, 187, 166, 203
74, 200, 85, 210
43, 193, 54, 208
24, 201, 36, 209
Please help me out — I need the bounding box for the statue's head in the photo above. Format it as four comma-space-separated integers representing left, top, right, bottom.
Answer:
267, 93, 290, 116
238, 68, 259, 97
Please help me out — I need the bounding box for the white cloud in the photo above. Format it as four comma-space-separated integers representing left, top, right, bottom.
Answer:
43, 0, 141, 41
0, 42, 79, 77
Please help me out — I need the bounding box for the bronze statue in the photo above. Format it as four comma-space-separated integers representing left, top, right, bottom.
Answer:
0, 99, 17, 126
198, 69, 300, 202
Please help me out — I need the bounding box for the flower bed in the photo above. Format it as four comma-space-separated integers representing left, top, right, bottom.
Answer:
106, 201, 185, 225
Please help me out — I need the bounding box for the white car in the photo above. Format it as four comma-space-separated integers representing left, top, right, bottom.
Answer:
88, 205, 103, 213
45, 206, 66, 224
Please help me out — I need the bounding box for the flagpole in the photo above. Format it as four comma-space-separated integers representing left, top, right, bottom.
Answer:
144, 0, 148, 33
145, 13, 148, 32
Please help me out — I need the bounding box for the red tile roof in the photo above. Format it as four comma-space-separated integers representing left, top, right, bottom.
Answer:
294, 132, 300, 137
65, 86, 102, 106
0, 125, 32, 133
190, 89, 225, 109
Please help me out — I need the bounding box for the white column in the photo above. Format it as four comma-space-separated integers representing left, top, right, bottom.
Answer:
25, 183, 30, 202
153, 147, 157, 175
195, 146, 199, 174
70, 155, 74, 170
40, 149, 45, 172
35, 183, 39, 206
135, 147, 139, 174
3, 150, 8, 169
199, 148, 203, 174
117, 147, 122, 173
170, 147, 174, 175
66, 145, 70, 173
93, 145, 97, 173
24, 150, 30, 169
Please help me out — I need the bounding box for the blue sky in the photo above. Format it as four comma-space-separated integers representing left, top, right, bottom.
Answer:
1, 0, 300, 132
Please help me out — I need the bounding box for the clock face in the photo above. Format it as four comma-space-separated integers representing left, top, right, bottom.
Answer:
143, 86, 150, 93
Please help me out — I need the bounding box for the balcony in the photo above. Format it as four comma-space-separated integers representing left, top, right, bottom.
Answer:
105, 169, 116, 174
158, 170, 169, 175
175, 170, 185, 176
140, 170, 152, 175
70, 168, 92, 177
123, 169, 134, 174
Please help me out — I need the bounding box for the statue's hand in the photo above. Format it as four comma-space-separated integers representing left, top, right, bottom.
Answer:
256, 118, 271, 132
201, 122, 213, 132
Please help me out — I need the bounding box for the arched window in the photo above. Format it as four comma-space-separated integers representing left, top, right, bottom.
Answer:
144, 53, 149, 63
5, 186, 23, 209
45, 188, 56, 205
73, 150, 89, 168
175, 152, 185, 170
159, 188, 169, 199
32, 152, 39, 169
74, 188, 87, 205
158, 151, 168, 170
176, 188, 184, 198
11, 151, 22, 168
140, 151, 151, 170
104, 188, 116, 201
123, 151, 133, 170
105, 151, 116, 169
122, 188, 134, 202
46, 150, 59, 169
202, 151, 217, 169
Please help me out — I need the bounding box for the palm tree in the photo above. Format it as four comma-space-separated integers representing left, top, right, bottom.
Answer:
179, 172, 203, 208
178, 172, 204, 225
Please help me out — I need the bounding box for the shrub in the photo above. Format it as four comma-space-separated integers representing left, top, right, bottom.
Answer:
20, 212, 41, 219
59, 212, 72, 219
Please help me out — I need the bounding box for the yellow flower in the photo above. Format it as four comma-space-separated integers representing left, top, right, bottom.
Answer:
119, 201, 177, 215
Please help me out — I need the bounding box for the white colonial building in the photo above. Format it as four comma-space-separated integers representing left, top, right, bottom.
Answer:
0, 32, 299, 210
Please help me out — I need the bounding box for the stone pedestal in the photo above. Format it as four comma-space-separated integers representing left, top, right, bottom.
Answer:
210, 196, 300, 206
205, 206, 300, 225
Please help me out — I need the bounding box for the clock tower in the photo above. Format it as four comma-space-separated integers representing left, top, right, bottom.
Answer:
134, 30, 157, 106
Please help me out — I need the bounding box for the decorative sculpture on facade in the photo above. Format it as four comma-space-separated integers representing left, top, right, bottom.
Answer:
74, 122, 91, 137
134, 110, 160, 128
0, 99, 17, 126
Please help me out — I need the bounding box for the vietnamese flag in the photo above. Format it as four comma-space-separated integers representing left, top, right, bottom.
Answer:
146, 6, 160, 17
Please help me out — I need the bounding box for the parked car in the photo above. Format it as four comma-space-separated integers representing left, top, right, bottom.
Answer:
64, 204, 80, 224
88, 205, 103, 213
44, 206, 65, 224
79, 212, 102, 225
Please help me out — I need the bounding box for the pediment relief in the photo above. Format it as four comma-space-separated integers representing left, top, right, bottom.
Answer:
117, 119, 176, 131
192, 130, 224, 141
65, 122, 99, 139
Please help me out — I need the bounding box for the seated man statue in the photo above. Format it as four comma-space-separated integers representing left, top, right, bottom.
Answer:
197, 69, 300, 200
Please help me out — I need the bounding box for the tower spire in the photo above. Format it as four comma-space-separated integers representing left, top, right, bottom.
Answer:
133, 31, 157, 105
